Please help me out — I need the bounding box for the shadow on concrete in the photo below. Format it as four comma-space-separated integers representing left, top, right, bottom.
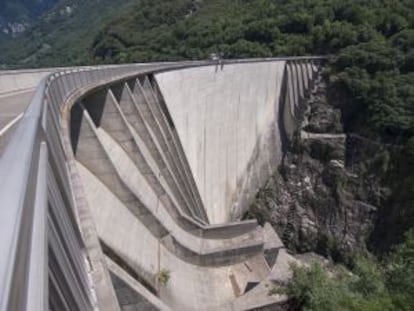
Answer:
70, 103, 83, 155
277, 65, 290, 155
82, 89, 107, 127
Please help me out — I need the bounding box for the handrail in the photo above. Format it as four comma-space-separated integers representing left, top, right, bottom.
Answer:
0, 79, 47, 310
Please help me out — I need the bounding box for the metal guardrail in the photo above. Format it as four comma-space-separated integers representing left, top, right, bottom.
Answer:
0, 57, 328, 310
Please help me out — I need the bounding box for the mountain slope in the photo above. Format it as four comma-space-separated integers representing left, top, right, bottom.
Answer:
0, 0, 59, 35
0, 0, 135, 68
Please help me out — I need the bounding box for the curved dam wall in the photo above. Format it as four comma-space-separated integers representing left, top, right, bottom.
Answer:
65, 59, 322, 311
69, 67, 274, 311
156, 62, 285, 224
1, 60, 324, 311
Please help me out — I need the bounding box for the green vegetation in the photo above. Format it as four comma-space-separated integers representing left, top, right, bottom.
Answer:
88, 0, 412, 66
0, 0, 59, 23
156, 268, 170, 286
283, 262, 390, 311
282, 230, 414, 310
0, 0, 136, 68
243, 186, 273, 225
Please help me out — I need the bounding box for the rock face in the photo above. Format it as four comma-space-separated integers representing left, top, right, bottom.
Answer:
248, 78, 381, 261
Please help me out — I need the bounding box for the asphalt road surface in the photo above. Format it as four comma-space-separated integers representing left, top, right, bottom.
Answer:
0, 89, 35, 155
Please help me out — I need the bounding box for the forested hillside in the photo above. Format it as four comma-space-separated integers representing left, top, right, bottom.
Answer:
0, 0, 59, 34
0, 0, 135, 68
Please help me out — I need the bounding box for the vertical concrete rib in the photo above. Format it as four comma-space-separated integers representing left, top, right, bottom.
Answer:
294, 61, 304, 101
282, 64, 293, 140
301, 61, 309, 92
286, 63, 296, 119
311, 62, 319, 76
283, 60, 319, 140
130, 78, 207, 223
287, 63, 297, 116
72, 103, 167, 239
139, 77, 206, 221
116, 81, 206, 225
306, 62, 313, 83
102, 86, 198, 220
144, 77, 208, 222
297, 61, 308, 111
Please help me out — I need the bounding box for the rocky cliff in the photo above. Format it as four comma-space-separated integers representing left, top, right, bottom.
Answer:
247, 74, 387, 262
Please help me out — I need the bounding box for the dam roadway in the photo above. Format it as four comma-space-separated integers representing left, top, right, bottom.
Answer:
0, 58, 325, 311
0, 69, 54, 154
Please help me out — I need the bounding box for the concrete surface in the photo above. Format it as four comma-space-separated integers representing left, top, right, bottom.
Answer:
0, 90, 35, 156
107, 256, 173, 311
76, 110, 264, 264
156, 62, 287, 224
0, 69, 51, 96
76, 160, 278, 311
63, 59, 322, 310
0, 69, 53, 155
0, 89, 34, 128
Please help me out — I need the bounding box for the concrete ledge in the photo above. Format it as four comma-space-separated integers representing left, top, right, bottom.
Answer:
106, 256, 173, 311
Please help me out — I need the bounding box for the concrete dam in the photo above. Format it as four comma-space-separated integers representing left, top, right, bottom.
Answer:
0, 58, 323, 311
